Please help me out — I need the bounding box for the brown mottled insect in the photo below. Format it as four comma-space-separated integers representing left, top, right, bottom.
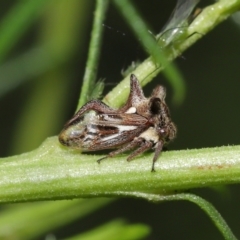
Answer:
59, 74, 176, 172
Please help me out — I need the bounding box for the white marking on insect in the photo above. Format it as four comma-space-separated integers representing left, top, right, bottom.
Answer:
101, 133, 120, 142
118, 125, 138, 132
101, 125, 137, 142
125, 107, 136, 113
139, 127, 159, 143
87, 125, 97, 133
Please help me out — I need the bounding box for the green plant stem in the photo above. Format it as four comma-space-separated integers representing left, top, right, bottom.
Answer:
77, 0, 109, 109
1, 136, 240, 203
104, 0, 240, 108
124, 192, 237, 240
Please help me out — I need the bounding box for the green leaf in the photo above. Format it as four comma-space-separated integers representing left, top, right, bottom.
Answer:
68, 220, 150, 240
0, 199, 112, 240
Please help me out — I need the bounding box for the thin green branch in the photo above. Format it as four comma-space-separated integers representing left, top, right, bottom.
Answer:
182, 194, 237, 240
1, 137, 240, 203
77, 0, 109, 109
104, 0, 240, 108
123, 192, 237, 240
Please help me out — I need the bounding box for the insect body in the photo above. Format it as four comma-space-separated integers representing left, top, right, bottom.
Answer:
59, 74, 176, 172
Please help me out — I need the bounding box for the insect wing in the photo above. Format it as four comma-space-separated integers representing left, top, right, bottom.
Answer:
84, 113, 149, 150
158, 0, 199, 47
162, 0, 199, 31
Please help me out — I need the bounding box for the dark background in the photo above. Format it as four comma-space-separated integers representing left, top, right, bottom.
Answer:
0, 0, 240, 239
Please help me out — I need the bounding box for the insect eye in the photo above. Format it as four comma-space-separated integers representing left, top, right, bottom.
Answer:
150, 98, 161, 115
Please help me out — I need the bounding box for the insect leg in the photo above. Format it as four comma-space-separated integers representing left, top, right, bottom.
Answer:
97, 138, 142, 164
126, 140, 153, 161
97, 156, 108, 164
151, 140, 164, 172
65, 100, 117, 127
76, 100, 116, 114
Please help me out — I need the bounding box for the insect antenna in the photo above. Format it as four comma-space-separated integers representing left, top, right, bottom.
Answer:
102, 23, 126, 36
